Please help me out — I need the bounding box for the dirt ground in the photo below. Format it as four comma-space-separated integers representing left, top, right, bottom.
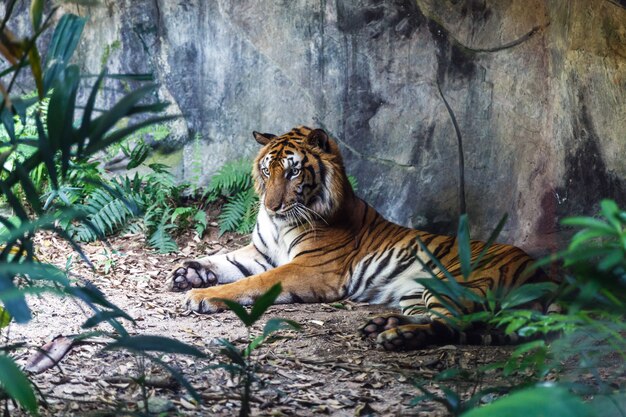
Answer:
9, 226, 518, 416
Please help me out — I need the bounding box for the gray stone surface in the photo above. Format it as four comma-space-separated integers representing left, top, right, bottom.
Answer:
9, 1, 626, 254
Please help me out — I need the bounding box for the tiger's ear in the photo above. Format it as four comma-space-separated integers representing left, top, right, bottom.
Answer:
253, 131, 276, 145
306, 129, 330, 152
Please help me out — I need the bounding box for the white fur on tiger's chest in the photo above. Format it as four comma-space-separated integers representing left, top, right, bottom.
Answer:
252, 207, 292, 266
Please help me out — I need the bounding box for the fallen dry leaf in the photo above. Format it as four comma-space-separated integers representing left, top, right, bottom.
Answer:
24, 335, 75, 374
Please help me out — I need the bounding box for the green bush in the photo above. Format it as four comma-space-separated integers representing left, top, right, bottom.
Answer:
413, 201, 626, 416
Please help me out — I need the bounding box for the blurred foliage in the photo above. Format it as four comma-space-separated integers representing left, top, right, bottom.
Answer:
0, 5, 205, 414
412, 200, 626, 416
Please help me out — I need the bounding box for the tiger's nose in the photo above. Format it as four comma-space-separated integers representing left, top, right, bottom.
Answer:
265, 197, 283, 213
268, 201, 282, 212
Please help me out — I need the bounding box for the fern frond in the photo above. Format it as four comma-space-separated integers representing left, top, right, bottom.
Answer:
208, 159, 253, 196
193, 210, 207, 237
171, 207, 195, 224
236, 195, 259, 234
148, 214, 179, 253
219, 188, 258, 235
348, 175, 359, 192
122, 220, 144, 235
72, 186, 142, 242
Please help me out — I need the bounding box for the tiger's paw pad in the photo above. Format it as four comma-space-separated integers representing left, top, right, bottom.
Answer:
359, 314, 430, 339
376, 324, 430, 351
360, 315, 410, 339
184, 290, 224, 314
166, 261, 217, 292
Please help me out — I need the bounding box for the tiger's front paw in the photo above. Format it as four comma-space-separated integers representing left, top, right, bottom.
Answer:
359, 314, 430, 339
376, 324, 431, 351
166, 261, 218, 292
184, 289, 225, 314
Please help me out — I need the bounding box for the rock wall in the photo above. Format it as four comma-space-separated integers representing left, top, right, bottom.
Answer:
14, 1, 626, 254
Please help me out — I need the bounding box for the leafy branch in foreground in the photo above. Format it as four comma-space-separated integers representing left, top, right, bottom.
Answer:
414, 214, 555, 331
0, 8, 205, 415
410, 202, 626, 417
209, 283, 301, 417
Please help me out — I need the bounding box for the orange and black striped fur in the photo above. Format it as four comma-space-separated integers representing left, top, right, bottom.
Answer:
167, 126, 550, 350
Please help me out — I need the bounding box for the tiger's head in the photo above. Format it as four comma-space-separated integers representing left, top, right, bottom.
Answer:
252, 126, 353, 226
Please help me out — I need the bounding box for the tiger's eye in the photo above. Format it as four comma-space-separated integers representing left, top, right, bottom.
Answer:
262, 167, 270, 177
291, 168, 300, 178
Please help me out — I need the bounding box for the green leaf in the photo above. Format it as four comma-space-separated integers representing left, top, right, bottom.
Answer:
171, 207, 193, 223
461, 385, 595, 417
0, 262, 69, 286
86, 115, 176, 157
27, 44, 44, 98
105, 335, 207, 357
457, 214, 472, 279
0, 272, 32, 324
415, 236, 463, 287
30, 0, 44, 31
213, 298, 253, 327
561, 217, 614, 235
193, 210, 207, 236
500, 282, 557, 310
415, 278, 467, 319
600, 199, 622, 230
35, 113, 58, 189
78, 69, 106, 154
511, 340, 546, 357
249, 283, 282, 324
147, 215, 178, 253
43, 14, 86, 91
598, 249, 624, 271
440, 386, 461, 412
569, 228, 614, 250
263, 317, 301, 338
217, 338, 246, 366
85, 84, 162, 149
0, 108, 16, 143
0, 354, 39, 415
208, 159, 253, 195
245, 335, 265, 357
82, 309, 134, 329
14, 162, 42, 214
0, 308, 11, 328
147, 353, 202, 403
126, 140, 149, 169
219, 187, 258, 235
470, 214, 507, 272
47, 64, 80, 176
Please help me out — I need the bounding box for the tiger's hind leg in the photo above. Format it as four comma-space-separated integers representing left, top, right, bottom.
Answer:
359, 290, 440, 350
362, 297, 548, 351
360, 288, 482, 351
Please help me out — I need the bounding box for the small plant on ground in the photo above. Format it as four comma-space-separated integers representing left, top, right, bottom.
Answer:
210, 283, 301, 417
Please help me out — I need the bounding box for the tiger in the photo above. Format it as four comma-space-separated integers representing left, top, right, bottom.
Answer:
166, 126, 551, 351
